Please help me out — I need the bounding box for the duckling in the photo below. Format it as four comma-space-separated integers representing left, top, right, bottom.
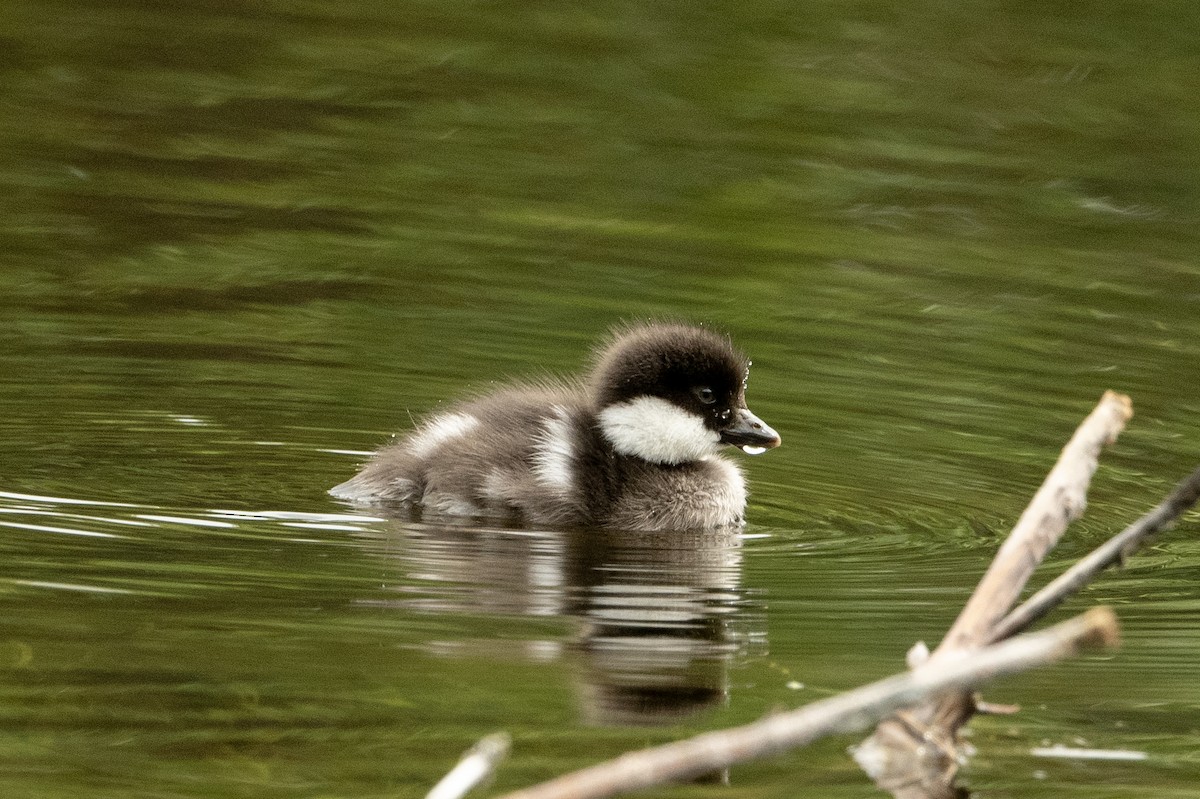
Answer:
330, 323, 780, 531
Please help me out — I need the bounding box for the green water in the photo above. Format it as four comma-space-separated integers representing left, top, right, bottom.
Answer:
2, 1, 1199, 797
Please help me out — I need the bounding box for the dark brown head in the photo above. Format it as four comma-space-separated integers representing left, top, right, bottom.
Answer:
590, 323, 780, 464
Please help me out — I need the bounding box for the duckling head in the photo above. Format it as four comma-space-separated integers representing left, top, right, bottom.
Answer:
590, 323, 781, 465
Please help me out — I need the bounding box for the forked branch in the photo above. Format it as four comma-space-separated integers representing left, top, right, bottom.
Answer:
492, 610, 1118, 799
992, 464, 1200, 643
935, 390, 1132, 653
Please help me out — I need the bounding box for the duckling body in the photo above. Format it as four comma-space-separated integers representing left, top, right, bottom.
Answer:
330, 323, 780, 531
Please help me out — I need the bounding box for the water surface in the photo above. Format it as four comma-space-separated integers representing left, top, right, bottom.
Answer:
2, 1, 1199, 797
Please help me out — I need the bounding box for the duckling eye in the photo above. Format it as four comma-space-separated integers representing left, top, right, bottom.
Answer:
694, 386, 716, 405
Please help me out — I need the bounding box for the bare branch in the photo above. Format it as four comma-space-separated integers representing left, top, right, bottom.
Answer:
935, 391, 1132, 654
991, 464, 1200, 642
495, 610, 1119, 799
857, 392, 1134, 797
426, 733, 511, 799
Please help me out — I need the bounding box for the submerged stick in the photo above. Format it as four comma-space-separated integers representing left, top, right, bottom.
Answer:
426, 733, 511, 799
991, 464, 1200, 642
496, 610, 1119, 799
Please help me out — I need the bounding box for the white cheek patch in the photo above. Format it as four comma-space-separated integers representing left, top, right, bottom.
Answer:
406, 412, 479, 458
533, 407, 574, 493
599, 396, 721, 465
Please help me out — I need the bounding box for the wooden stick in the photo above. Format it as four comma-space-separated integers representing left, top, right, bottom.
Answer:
426, 733, 511, 799
934, 391, 1132, 654
856, 392, 1133, 797
991, 464, 1200, 643
495, 609, 1119, 799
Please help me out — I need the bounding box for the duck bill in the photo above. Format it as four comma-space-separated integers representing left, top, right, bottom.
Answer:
719, 408, 781, 454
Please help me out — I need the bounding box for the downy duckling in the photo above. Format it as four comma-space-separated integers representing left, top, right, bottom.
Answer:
330, 322, 780, 530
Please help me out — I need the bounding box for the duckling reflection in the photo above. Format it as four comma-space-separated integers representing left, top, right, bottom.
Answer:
569, 527, 758, 726
352, 518, 764, 726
